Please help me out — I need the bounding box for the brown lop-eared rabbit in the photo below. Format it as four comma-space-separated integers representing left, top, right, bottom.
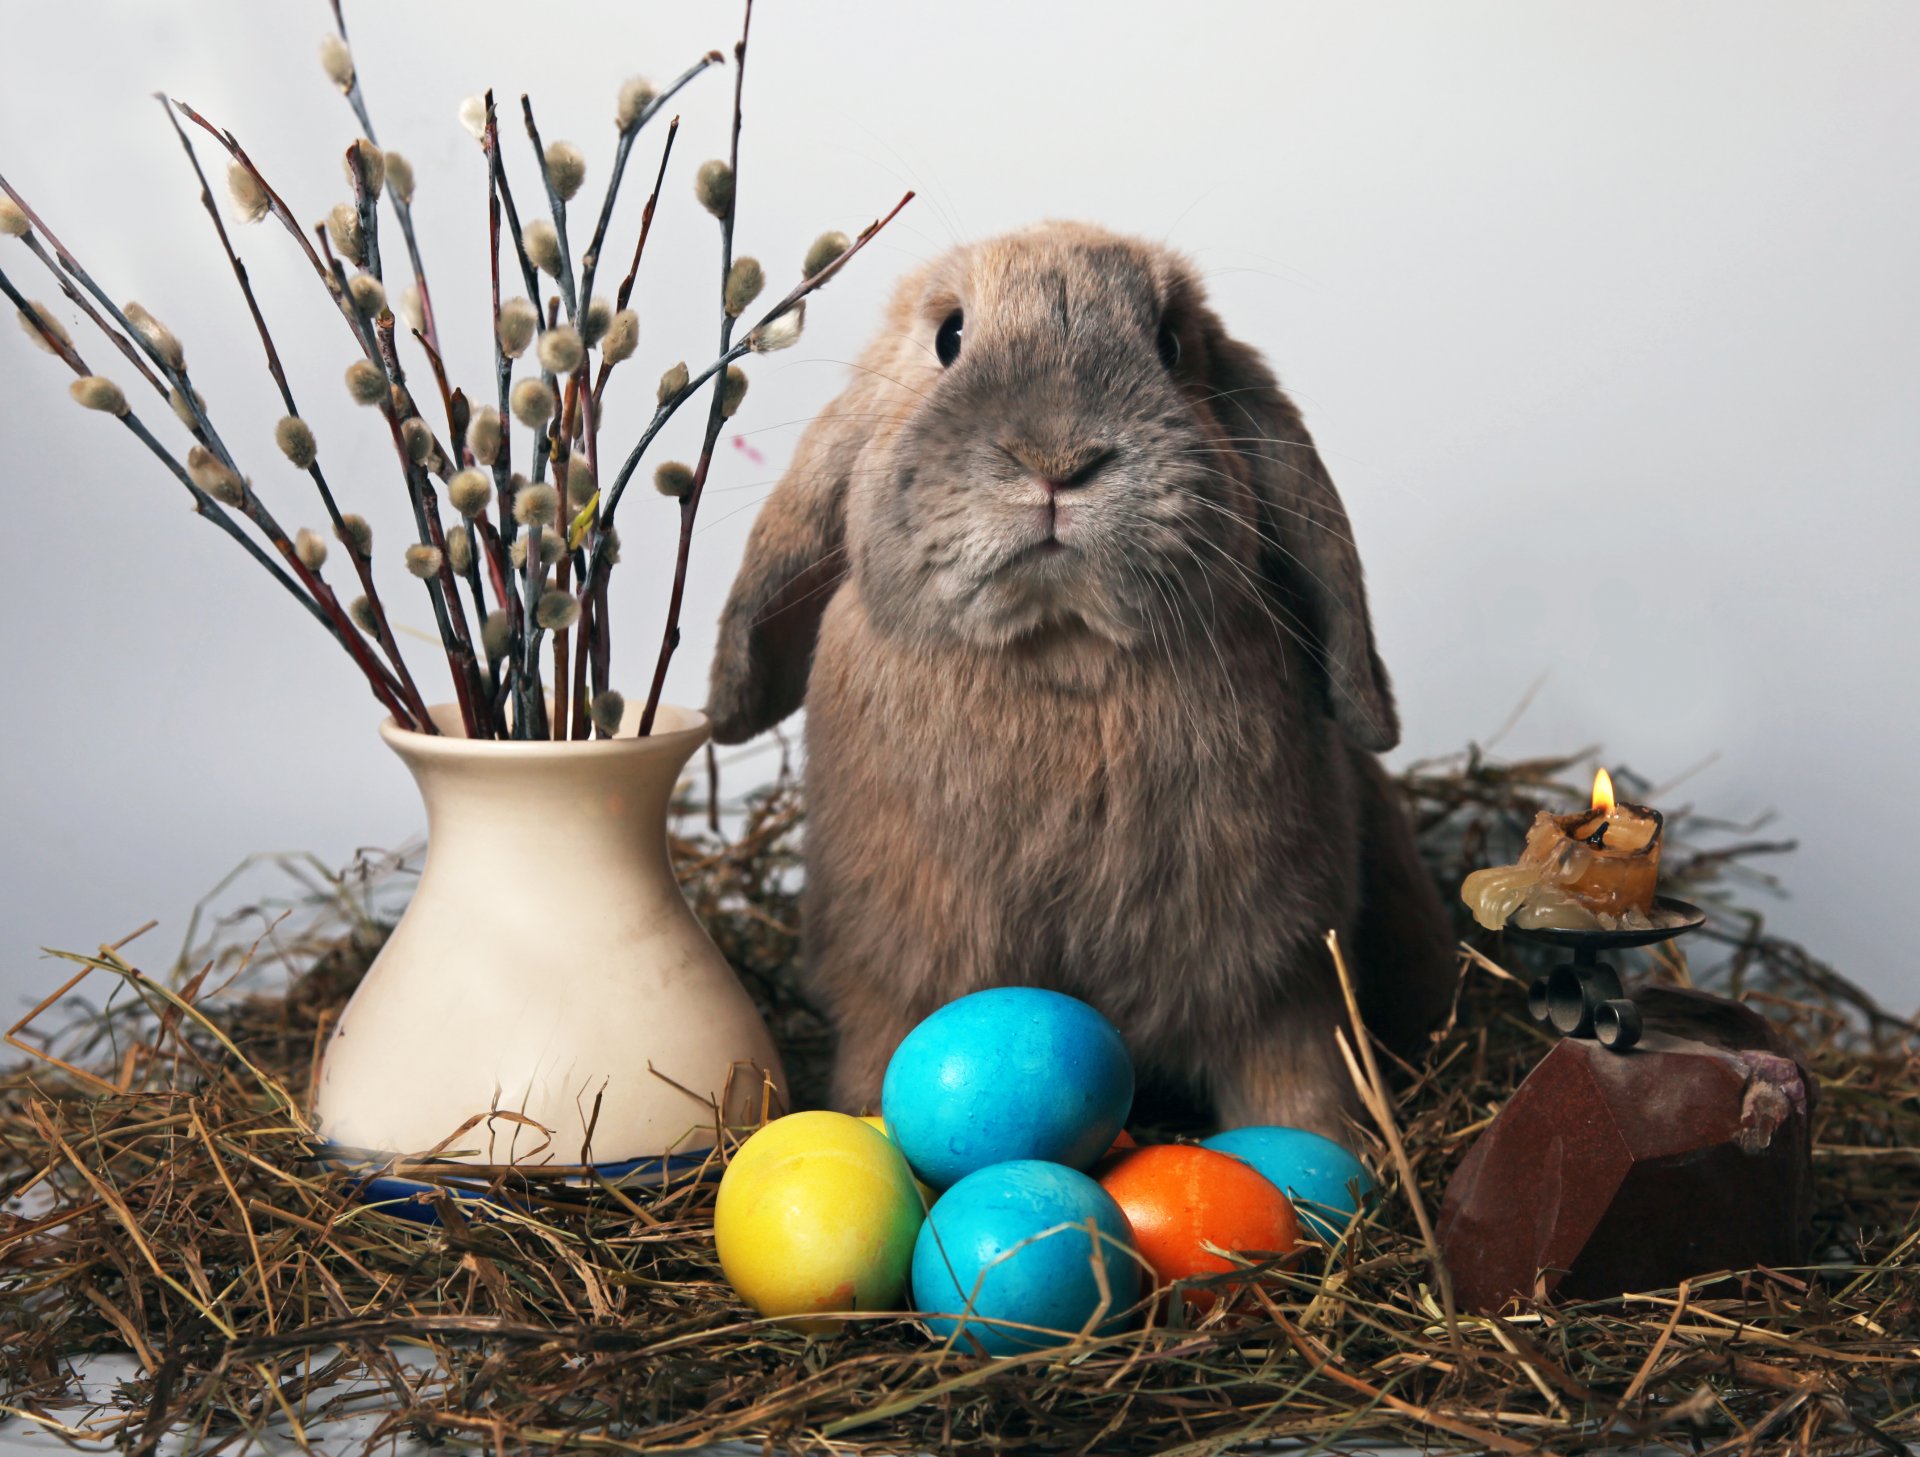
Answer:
707, 221, 1455, 1139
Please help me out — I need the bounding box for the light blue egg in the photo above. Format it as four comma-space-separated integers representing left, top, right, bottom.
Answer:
910, 1160, 1139, 1355
1201, 1126, 1378, 1240
882, 987, 1133, 1190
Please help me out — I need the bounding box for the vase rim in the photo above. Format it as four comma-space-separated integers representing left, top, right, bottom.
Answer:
379, 700, 710, 759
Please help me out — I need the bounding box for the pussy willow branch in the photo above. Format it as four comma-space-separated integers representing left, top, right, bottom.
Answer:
593, 192, 913, 542
321, 25, 460, 445
519, 97, 577, 323
0, 260, 335, 644
0, 174, 415, 722
480, 94, 541, 739
583, 116, 682, 715
327, 0, 447, 373
579, 186, 917, 729
592, 116, 680, 416
5, 237, 166, 402
347, 143, 382, 284
376, 315, 488, 734
482, 92, 542, 315
176, 101, 483, 735
571, 357, 602, 739
159, 98, 431, 731
0, 257, 412, 731
635, 0, 756, 736
577, 53, 721, 311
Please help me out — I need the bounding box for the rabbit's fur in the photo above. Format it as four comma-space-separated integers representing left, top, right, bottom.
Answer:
707, 222, 1455, 1139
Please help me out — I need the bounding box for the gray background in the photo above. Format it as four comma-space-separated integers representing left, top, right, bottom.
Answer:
1, 1, 1914, 1014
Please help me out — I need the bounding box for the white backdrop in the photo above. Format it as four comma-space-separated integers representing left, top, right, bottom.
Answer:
1, 1, 1914, 1012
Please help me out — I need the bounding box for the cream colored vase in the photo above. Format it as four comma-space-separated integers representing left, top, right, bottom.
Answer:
315, 702, 785, 1177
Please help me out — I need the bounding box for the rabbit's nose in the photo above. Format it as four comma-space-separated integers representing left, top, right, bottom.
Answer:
1009, 442, 1116, 494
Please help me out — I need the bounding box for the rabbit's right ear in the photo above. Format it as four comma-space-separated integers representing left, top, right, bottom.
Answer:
705, 380, 871, 744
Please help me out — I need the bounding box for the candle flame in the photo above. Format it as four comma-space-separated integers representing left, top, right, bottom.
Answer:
1591, 767, 1616, 813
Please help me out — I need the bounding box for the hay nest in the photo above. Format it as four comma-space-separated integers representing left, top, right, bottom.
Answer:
2, 747, 1915, 1454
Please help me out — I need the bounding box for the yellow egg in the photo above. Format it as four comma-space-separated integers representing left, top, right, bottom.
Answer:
715, 1111, 923, 1329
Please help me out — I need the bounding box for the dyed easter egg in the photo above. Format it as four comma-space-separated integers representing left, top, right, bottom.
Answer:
911, 1160, 1140, 1354
1098, 1144, 1301, 1308
882, 987, 1133, 1189
715, 1111, 923, 1329
1201, 1126, 1378, 1241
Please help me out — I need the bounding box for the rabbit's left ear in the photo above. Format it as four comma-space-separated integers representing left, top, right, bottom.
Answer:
1200, 327, 1401, 752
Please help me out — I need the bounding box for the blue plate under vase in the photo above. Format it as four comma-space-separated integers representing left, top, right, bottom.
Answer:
321, 1145, 722, 1224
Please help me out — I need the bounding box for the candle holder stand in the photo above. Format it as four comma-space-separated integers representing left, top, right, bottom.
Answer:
1511, 896, 1707, 1051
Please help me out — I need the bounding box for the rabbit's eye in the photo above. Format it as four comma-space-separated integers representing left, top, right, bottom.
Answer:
1156, 322, 1181, 370
935, 310, 964, 367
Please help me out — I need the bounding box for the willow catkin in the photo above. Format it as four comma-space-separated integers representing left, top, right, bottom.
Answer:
615, 76, 656, 130
344, 359, 387, 405
275, 415, 317, 469
524, 219, 562, 277
601, 309, 639, 364
481, 609, 512, 659
537, 326, 584, 376
326, 202, 365, 266
345, 140, 385, 199
751, 301, 805, 353
803, 230, 851, 278
17, 301, 71, 354
566, 455, 596, 508
590, 689, 626, 737
449, 468, 494, 518
695, 159, 733, 219
535, 589, 580, 631
581, 296, 613, 347
226, 163, 270, 224
467, 407, 503, 465
724, 256, 765, 317
510, 378, 556, 429
294, 528, 328, 571
187, 446, 244, 504
69, 376, 127, 415
543, 141, 586, 203
123, 302, 185, 370
347, 274, 386, 316
497, 298, 538, 358
385, 151, 416, 205
513, 480, 559, 527
319, 34, 354, 91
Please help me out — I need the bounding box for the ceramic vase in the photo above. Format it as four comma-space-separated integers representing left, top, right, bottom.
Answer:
314, 702, 785, 1180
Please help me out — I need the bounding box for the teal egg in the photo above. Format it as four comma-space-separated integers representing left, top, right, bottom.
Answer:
882, 987, 1133, 1190
1201, 1126, 1377, 1240
911, 1160, 1139, 1354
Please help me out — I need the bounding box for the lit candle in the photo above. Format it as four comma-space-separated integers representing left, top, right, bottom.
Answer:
1462, 768, 1665, 932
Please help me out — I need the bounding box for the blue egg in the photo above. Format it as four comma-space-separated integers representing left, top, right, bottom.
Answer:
1201, 1126, 1378, 1240
882, 987, 1133, 1190
911, 1160, 1139, 1355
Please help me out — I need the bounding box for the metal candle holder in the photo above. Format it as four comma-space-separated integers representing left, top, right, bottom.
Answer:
1511, 896, 1707, 1051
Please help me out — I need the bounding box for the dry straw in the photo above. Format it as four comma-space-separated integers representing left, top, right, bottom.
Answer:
0, 747, 1914, 1453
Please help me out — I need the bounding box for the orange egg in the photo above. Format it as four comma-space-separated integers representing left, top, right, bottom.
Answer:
1098, 1144, 1301, 1308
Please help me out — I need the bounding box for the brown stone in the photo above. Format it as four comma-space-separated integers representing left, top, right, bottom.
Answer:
1437, 988, 1814, 1313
